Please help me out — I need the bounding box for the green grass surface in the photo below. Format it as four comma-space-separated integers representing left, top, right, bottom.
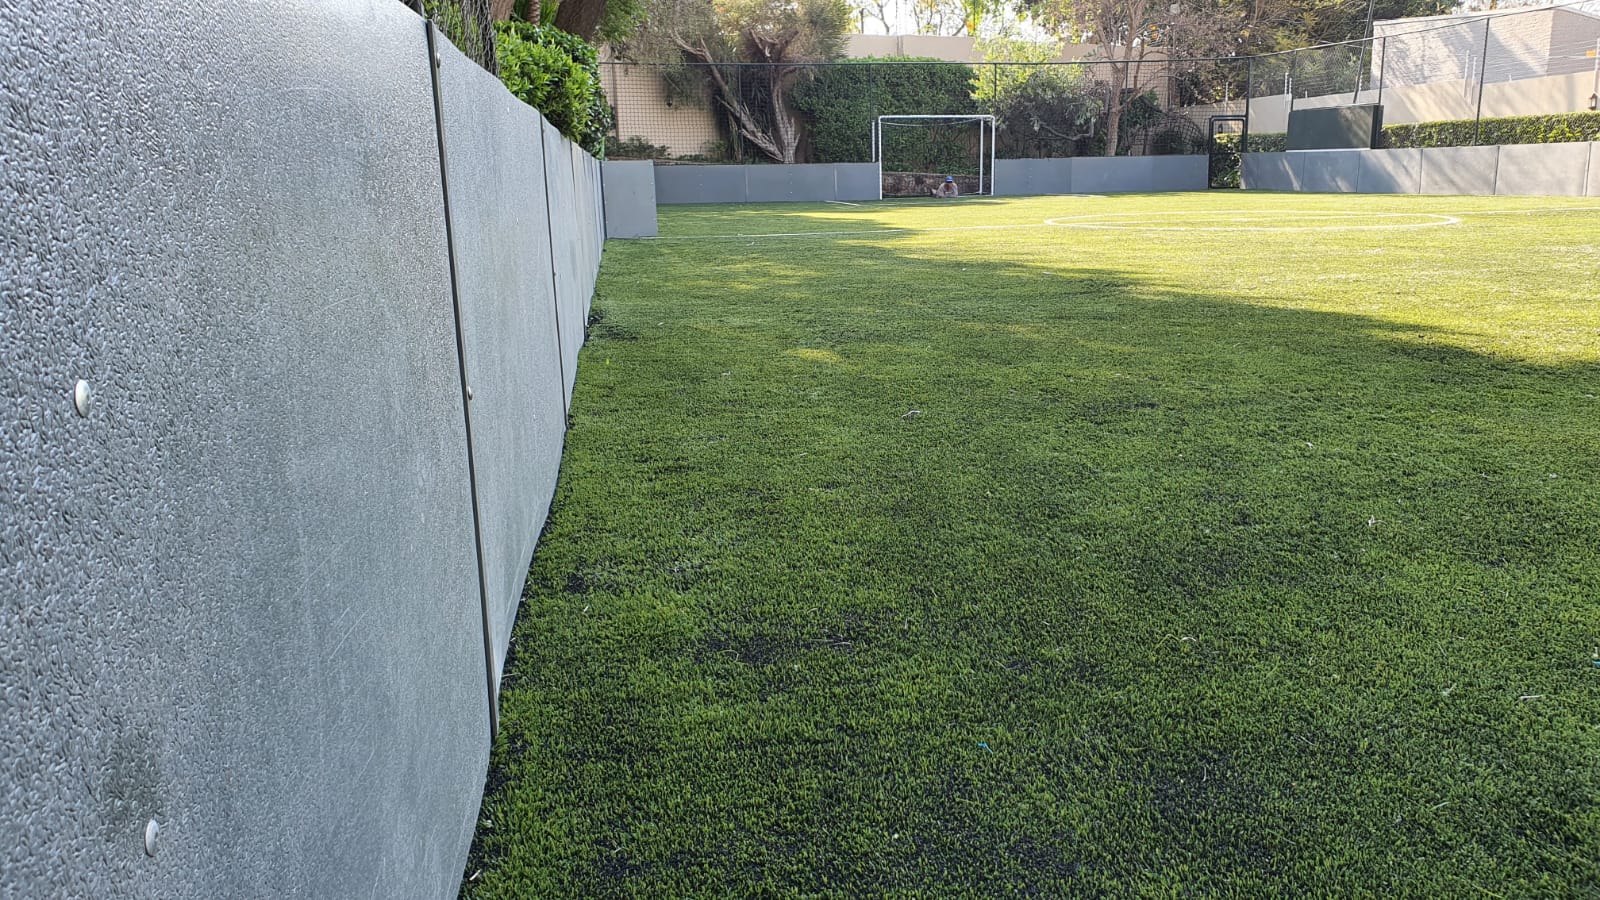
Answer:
464, 193, 1600, 897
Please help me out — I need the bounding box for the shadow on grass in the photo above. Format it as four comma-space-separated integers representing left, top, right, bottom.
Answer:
463, 225, 1600, 897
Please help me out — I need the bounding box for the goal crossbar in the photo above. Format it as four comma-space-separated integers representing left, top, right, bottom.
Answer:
873, 115, 998, 200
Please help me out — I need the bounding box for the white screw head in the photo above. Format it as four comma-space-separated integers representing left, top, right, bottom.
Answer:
466, 386, 474, 401
73, 380, 91, 417
143, 819, 160, 857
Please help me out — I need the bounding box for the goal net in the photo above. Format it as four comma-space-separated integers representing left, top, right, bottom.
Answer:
873, 115, 997, 199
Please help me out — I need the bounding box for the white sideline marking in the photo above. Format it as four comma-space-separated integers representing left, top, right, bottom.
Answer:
1043, 210, 1461, 231
652, 203, 1600, 241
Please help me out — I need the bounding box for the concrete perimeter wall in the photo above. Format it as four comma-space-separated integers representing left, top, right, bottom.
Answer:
993, 156, 1208, 196
2, 2, 603, 897
655, 163, 881, 204
603, 161, 659, 238
1242, 142, 1599, 196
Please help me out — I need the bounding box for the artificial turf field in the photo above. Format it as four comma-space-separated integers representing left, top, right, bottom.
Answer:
464, 192, 1600, 897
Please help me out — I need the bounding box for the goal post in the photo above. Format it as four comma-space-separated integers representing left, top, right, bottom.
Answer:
873, 115, 998, 200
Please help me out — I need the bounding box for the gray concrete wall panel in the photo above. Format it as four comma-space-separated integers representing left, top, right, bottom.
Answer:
2, 1, 488, 897
1494, 142, 1590, 196
544, 119, 586, 402
1070, 156, 1206, 193
1356, 148, 1422, 194
436, 39, 567, 693
834, 163, 882, 201
746, 164, 842, 202
993, 159, 1074, 196
1241, 153, 1299, 191
603, 161, 659, 238
1295, 150, 1360, 193
1420, 146, 1500, 195
655, 165, 750, 204
1589, 144, 1600, 197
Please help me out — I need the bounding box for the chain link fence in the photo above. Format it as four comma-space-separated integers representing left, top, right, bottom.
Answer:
1229, 4, 1600, 146
402, 0, 499, 75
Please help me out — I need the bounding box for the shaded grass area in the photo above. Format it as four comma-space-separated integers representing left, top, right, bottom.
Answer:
465, 193, 1600, 896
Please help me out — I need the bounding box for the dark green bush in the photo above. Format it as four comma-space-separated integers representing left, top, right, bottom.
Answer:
495, 21, 611, 156
790, 58, 976, 166
1382, 112, 1600, 149
609, 135, 670, 159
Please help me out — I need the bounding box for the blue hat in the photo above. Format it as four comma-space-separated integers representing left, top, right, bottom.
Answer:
945, 176, 954, 182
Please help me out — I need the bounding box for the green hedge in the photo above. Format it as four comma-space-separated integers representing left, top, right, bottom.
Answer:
1382, 112, 1600, 149
495, 21, 611, 156
790, 59, 976, 167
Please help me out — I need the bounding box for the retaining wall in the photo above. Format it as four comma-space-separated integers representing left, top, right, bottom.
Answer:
654, 162, 883, 204
1242, 142, 1599, 196
993, 156, 1209, 196
603, 160, 659, 238
1, 2, 602, 897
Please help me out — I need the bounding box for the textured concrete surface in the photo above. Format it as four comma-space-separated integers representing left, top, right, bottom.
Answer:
654, 165, 750, 204
1420, 146, 1499, 196
602, 162, 658, 238
1356, 149, 1423, 194
1589, 143, 1600, 197
544, 120, 587, 403
655, 163, 885, 203
1295, 150, 1361, 193
746, 164, 843, 202
1286, 105, 1381, 151
1070, 156, 1208, 193
1241, 153, 1299, 191
3, 2, 607, 897
993, 159, 1074, 196
1494, 143, 1590, 196
834, 163, 881, 201
1, 1, 489, 897
436, 37, 568, 697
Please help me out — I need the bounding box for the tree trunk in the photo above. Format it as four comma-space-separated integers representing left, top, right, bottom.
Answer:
1102, 62, 1126, 157
769, 72, 801, 164
552, 0, 607, 39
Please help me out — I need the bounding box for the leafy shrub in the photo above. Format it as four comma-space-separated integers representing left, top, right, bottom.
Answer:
609, 136, 670, 159
1382, 112, 1600, 149
495, 21, 611, 156
790, 58, 976, 165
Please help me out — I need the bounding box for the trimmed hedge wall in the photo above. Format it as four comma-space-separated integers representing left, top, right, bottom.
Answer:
1381, 112, 1600, 149
790, 58, 977, 166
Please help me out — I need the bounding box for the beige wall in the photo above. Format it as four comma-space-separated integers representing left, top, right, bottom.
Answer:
602, 63, 722, 158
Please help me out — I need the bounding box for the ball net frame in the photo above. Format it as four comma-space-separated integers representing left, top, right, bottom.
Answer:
872, 115, 998, 200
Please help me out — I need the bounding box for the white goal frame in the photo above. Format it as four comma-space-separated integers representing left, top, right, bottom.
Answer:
872, 115, 998, 200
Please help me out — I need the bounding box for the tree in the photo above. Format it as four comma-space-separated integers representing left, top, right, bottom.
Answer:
624, 0, 851, 163
1020, 0, 1169, 156
971, 37, 1102, 156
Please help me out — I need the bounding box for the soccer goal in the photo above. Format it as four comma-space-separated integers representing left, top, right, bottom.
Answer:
872, 115, 998, 200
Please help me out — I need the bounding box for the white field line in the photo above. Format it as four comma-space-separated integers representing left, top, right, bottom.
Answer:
824, 200, 863, 207
1043, 211, 1462, 231
651, 204, 1600, 241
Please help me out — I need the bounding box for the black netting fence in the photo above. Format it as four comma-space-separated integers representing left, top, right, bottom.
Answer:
402, 0, 499, 75
602, 60, 1224, 167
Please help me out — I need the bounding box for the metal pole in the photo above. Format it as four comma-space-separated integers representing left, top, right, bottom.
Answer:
1377, 36, 1386, 108
979, 115, 992, 194
1243, 56, 1253, 153
977, 116, 984, 194
1288, 50, 1297, 116
1474, 18, 1490, 144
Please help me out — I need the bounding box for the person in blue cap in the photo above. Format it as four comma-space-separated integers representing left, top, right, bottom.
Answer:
932, 175, 959, 199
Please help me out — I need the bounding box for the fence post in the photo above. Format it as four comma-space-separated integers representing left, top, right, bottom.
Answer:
1243, 56, 1253, 153
1377, 36, 1387, 109
1287, 50, 1297, 117
1474, 18, 1491, 144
